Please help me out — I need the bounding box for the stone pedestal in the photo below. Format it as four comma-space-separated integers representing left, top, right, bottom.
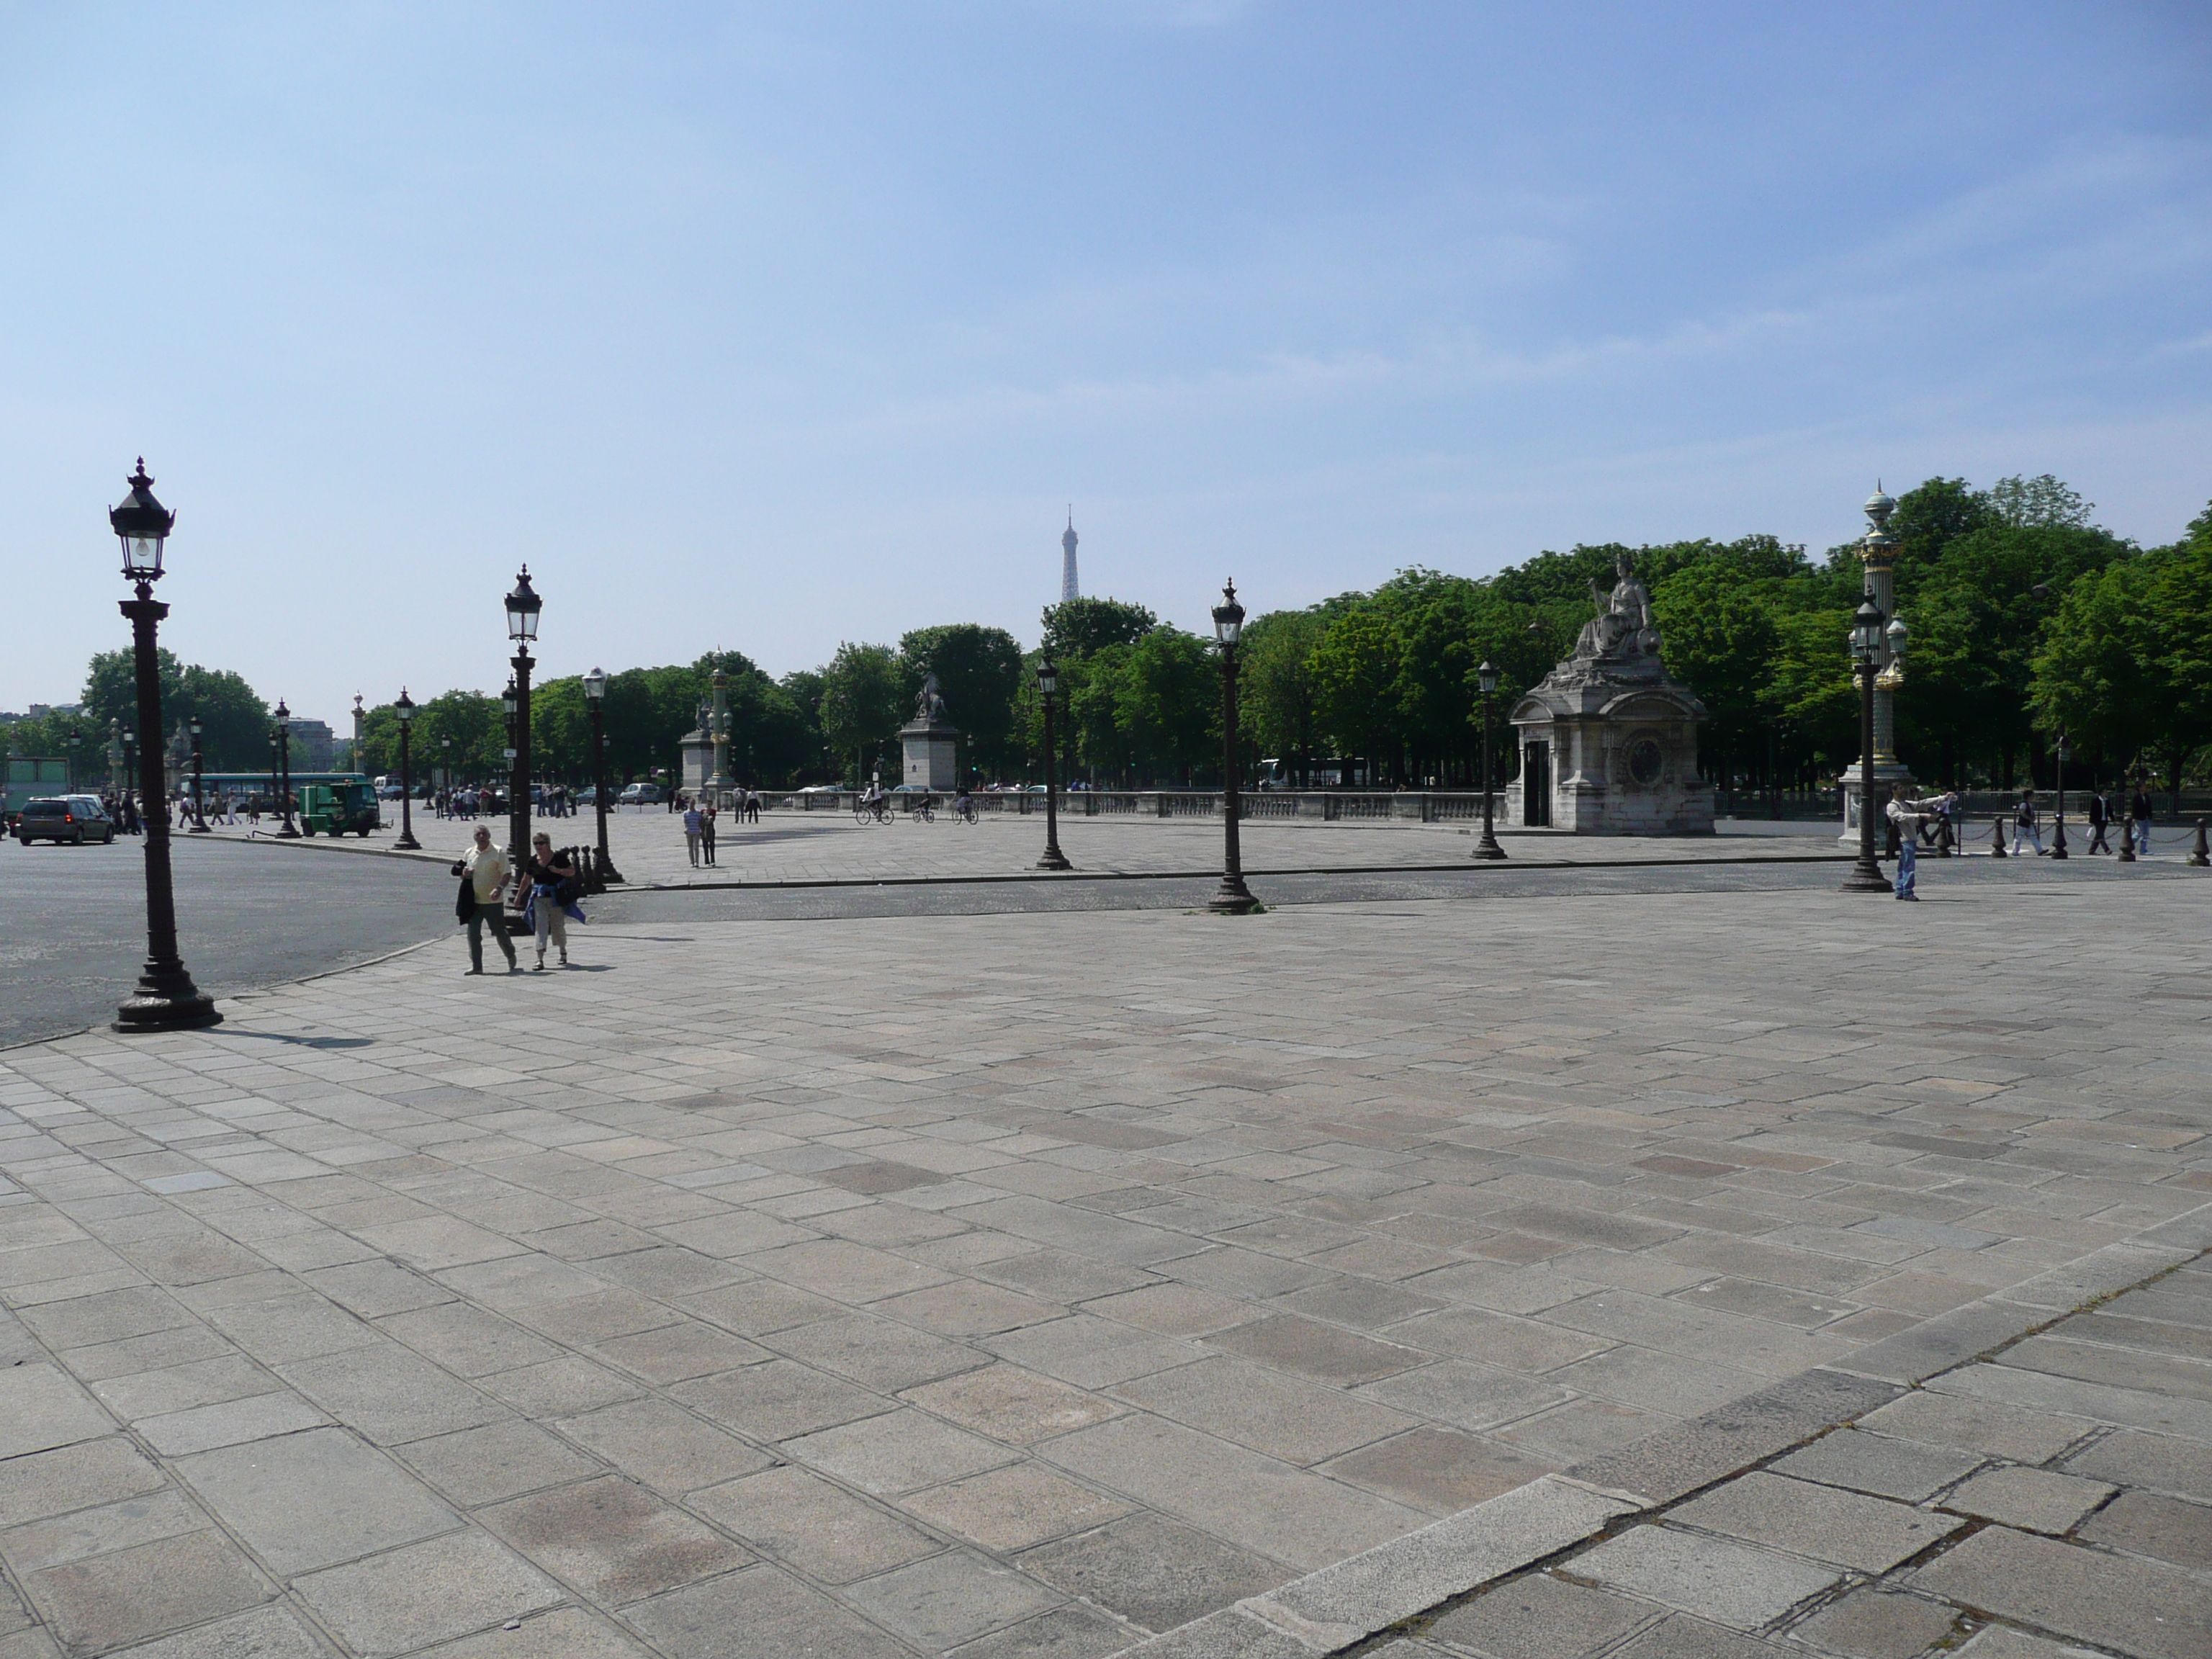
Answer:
678, 727, 713, 794
901, 720, 958, 791
1504, 552, 1713, 836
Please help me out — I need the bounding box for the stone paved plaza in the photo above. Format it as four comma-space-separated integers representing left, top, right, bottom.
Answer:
0, 855, 2206, 1657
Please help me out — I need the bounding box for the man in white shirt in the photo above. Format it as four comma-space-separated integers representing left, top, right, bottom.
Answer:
458, 824, 518, 974
1888, 786, 1954, 902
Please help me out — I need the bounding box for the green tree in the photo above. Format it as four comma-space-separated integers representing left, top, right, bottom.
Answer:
1310, 606, 1401, 783
1651, 562, 1781, 783
1116, 629, 1217, 784
1040, 597, 1156, 660
1239, 610, 1326, 783
897, 624, 1025, 778
818, 642, 904, 785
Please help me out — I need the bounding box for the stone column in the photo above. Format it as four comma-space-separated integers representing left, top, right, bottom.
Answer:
707, 668, 732, 802
1840, 487, 1914, 840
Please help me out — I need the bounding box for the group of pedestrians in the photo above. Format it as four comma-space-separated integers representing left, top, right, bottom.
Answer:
675, 791, 763, 867
452, 824, 586, 974
2007, 786, 2153, 858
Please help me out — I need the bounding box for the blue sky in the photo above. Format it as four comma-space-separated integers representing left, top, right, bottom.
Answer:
3, 1, 2208, 727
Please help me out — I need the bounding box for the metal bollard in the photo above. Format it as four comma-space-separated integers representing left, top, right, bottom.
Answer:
2192, 819, 2209, 868
2118, 818, 2136, 864
2051, 814, 2068, 860
1991, 816, 2007, 858
1936, 815, 1954, 858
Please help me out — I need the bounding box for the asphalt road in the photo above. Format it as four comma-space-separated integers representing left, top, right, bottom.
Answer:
0, 833, 455, 1047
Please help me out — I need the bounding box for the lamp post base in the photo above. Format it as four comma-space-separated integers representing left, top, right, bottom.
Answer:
114, 966, 222, 1033
275, 824, 300, 840
1035, 846, 1071, 871
1208, 875, 1259, 914
394, 832, 421, 850
1841, 859, 1889, 893
1472, 832, 1507, 860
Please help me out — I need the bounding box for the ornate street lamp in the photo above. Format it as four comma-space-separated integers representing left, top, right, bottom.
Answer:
1473, 659, 1506, 860
67, 732, 81, 794
107, 460, 220, 1032
393, 689, 421, 850
582, 667, 624, 883
273, 700, 299, 836
1209, 580, 1258, 914
440, 734, 452, 806
503, 568, 539, 912
187, 716, 208, 832
1843, 598, 1887, 891
1035, 658, 1070, 871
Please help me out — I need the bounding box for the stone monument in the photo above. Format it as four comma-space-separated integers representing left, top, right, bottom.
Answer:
678, 697, 714, 796
899, 673, 960, 792
1504, 550, 1713, 835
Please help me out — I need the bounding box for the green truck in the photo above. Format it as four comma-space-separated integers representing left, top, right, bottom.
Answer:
4, 757, 72, 829
297, 780, 381, 837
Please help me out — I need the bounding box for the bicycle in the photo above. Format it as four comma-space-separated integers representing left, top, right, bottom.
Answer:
853, 799, 893, 825
907, 797, 935, 823
954, 796, 977, 825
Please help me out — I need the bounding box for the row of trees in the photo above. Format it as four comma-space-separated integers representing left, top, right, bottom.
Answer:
3, 649, 271, 780
14, 476, 2208, 796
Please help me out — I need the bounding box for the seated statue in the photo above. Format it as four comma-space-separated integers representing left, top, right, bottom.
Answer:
916, 672, 949, 724
1573, 551, 1660, 661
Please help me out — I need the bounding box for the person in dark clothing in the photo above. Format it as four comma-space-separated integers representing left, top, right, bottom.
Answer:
700, 804, 717, 867
2086, 788, 2112, 855
2131, 785, 2154, 856
521, 832, 579, 969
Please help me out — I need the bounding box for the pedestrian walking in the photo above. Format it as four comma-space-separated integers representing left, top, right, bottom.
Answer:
2131, 784, 2154, 855
521, 832, 582, 970
683, 801, 703, 866
2010, 789, 2044, 857
745, 788, 760, 824
453, 824, 518, 974
2085, 788, 2112, 854
1887, 785, 1953, 900
700, 804, 717, 866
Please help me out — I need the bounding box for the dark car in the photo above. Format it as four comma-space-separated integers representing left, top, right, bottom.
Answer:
14, 797, 115, 845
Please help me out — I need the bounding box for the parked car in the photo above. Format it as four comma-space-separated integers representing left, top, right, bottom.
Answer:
14, 797, 114, 845
618, 782, 664, 806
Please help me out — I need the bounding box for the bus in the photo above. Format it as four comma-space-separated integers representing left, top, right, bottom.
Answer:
194, 772, 377, 821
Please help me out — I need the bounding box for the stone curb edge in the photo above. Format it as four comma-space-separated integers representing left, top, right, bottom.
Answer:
1106, 1197, 2212, 1659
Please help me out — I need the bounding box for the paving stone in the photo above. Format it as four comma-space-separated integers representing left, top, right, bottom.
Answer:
556, 1398, 775, 1496
691, 1464, 940, 1582
277, 1345, 508, 1444
845, 1549, 1065, 1647
591, 1321, 774, 1382
0, 1364, 116, 1460
415, 1605, 653, 1658
1910, 1525, 2212, 1659
1670, 1470, 1964, 1572
99, 1603, 328, 1658
1609, 1613, 1791, 1658
400, 1419, 605, 1506
176, 1427, 460, 1576
1113, 1356, 1414, 1465
22, 1527, 271, 1652
1084, 1283, 1260, 1338
902, 1461, 1133, 1552
1769, 1429, 1982, 1502
943, 1604, 1130, 1659
479, 1357, 644, 1417
89, 1354, 279, 1422
292, 1530, 565, 1655
0, 1439, 164, 1529
1204, 1313, 1425, 1385
621, 1565, 913, 1659
1858, 1392, 2092, 1465
1570, 1524, 1840, 1630
672, 1359, 892, 1441
199, 1294, 382, 1364
1942, 1467, 2116, 1534
1951, 1627, 2105, 1658
479, 1474, 750, 1606
1425, 1571, 1650, 1658
1784, 1588, 1959, 1658
1020, 1511, 1286, 1633
785, 1406, 1018, 1493
0, 1488, 209, 1573
377, 1302, 567, 1375
1353, 1359, 1572, 1432
2074, 1491, 2212, 1570
14, 1287, 194, 1352
983, 1315, 1206, 1389
771, 1311, 986, 1392
135, 1390, 331, 1455
1321, 1426, 1556, 1514
902, 1363, 1120, 1443
2063, 1430, 2212, 1503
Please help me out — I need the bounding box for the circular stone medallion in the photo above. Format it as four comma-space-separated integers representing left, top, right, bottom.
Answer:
1627, 737, 1664, 786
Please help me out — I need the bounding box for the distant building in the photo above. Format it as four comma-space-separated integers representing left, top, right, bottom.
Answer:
1061, 511, 1080, 603
289, 719, 336, 771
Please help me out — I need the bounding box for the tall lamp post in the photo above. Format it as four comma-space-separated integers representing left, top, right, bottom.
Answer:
503, 568, 541, 918
273, 701, 300, 836
393, 690, 421, 850
582, 668, 624, 882
1844, 598, 1888, 892
107, 460, 220, 1032
1473, 659, 1506, 860
440, 734, 452, 808
187, 716, 209, 832
1209, 580, 1259, 914
67, 732, 81, 794
1035, 658, 1070, 871
2050, 732, 2069, 860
